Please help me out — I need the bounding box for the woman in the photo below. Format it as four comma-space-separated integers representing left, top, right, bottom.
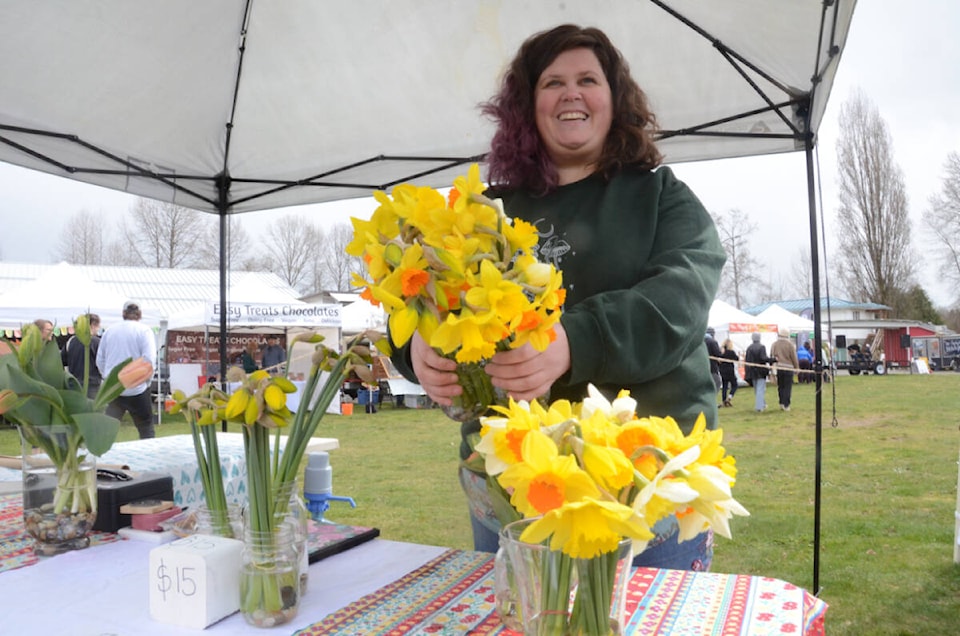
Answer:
241, 341, 259, 373
395, 25, 725, 570
719, 339, 740, 407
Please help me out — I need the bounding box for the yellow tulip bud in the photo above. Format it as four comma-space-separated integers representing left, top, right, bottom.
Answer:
271, 377, 297, 393
263, 384, 287, 411
74, 314, 91, 347
224, 390, 250, 420
244, 392, 261, 426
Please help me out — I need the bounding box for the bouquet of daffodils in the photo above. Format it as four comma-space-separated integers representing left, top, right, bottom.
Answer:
346, 163, 564, 419
474, 385, 748, 635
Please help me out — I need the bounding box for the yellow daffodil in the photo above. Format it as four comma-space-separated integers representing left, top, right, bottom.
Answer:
498, 429, 600, 517
521, 498, 653, 559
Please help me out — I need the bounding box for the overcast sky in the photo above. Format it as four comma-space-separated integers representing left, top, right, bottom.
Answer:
1, 0, 957, 307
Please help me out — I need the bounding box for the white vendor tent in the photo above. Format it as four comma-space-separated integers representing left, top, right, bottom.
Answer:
708, 299, 776, 354
0, 262, 161, 330
756, 304, 816, 337
340, 297, 387, 335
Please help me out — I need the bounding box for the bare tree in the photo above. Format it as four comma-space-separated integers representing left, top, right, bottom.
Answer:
314, 222, 365, 292
922, 152, 960, 305
263, 215, 322, 292
712, 208, 762, 308
54, 209, 106, 264
122, 198, 211, 268
193, 216, 262, 271
834, 91, 916, 308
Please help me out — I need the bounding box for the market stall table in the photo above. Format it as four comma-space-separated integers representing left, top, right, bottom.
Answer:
1, 491, 827, 635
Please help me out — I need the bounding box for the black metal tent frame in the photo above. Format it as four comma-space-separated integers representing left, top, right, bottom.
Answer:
0, 0, 849, 594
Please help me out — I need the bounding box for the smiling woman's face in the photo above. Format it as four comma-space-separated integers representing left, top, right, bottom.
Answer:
534, 47, 613, 180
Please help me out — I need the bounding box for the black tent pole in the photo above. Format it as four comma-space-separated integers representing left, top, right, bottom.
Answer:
216, 172, 230, 432
802, 110, 824, 595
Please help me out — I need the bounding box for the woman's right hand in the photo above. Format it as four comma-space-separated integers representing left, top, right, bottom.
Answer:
410, 331, 461, 406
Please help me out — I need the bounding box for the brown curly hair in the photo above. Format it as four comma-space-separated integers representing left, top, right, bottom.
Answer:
481, 24, 662, 195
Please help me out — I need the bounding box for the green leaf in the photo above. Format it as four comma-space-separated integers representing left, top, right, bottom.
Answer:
93, 356, 133, 410
36, 340, 66, 387
72, 412, 120, 456
0, 361, 60, 425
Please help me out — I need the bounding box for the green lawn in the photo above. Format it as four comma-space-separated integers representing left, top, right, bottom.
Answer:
3, 372, 959, 634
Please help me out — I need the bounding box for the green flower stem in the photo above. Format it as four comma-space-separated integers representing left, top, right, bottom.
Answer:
241, 425, 287, 618
189, 418, 231, 536
274, 354, 352, 490
454, 361, 495, 413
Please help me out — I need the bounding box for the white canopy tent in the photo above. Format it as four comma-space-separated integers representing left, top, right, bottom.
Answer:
0, 262, 161, 330
756, 304, 816, 337
0, 0, 858, 590
708, 299, 777, 355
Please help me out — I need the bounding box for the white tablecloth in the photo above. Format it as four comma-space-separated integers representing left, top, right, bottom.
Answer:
0, 433, 338, 506
0, 535, 444, 635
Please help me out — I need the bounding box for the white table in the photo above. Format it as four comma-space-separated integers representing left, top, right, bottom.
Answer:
0, 535, 444, 635
0, 433, 339, 506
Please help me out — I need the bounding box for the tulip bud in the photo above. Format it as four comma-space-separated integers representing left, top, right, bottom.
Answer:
19, 324, 42, 366
118, 357, 154, 389
74, 314, 91, 347
0, 389, 19, 415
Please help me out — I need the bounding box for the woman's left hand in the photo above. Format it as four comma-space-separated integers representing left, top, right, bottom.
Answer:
485, 324, 571, 402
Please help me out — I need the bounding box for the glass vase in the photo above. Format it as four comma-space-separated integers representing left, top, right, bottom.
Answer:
494, 540, 523, 631
240, 524, 301, 628
194, 503, 244, 539
19, 424, 98, 556
274, 479, 310, 595
501, 518, 633, 636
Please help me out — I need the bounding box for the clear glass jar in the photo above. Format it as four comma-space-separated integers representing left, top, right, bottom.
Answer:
239, 524, 300, 627
274, 480, 309, 595
19, 424, 98, 556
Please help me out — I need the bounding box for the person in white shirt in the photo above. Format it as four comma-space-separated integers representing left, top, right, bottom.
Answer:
96, 301, 157, 438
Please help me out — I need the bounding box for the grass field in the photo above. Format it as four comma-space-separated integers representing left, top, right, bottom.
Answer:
2, 371, 959, 634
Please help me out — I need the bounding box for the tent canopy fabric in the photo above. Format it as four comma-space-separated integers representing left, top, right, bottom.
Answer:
756, 304, 816, 334
0, 1, 855, 215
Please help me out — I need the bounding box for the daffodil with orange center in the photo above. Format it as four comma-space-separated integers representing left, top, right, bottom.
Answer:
498, 429, 600, 518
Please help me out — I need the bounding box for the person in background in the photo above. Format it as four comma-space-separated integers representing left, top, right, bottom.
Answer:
705, 327, 722, 403
261, 335, 286, 375
62, 313, 101, 399
744, 332, 773, 412
96, 301, 157, 439
241, 340, 259, 373
770, 328, 799, 411
394, 24, 725, 571
718, 338, 740, 407
33, 318, 54, 342
797, 340, 814, 384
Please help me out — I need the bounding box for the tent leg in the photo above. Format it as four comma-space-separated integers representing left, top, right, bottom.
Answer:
804, 130, 824, 595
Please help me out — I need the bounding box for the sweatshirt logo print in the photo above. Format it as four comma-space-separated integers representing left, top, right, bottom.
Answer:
532, 219, 571, 270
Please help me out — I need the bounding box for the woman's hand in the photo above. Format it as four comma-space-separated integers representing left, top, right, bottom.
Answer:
485, 324, 571, 402
410, 331, 461, 406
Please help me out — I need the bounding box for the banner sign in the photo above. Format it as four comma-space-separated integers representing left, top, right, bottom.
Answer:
204, 302, 341, 327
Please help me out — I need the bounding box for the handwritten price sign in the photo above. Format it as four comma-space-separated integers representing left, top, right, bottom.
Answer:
149, 535, 243, 629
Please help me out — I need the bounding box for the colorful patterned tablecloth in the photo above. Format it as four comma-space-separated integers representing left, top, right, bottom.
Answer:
0, 492, 119, 574
294, 549, 827, 636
